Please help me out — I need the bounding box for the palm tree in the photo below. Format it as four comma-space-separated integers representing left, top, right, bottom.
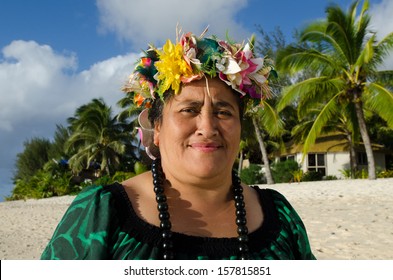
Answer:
292, 101, 361, 177
245, 100, 284, 184
116, 91, 143, 149
276, 0, 393, 179
66, 98, 129, 176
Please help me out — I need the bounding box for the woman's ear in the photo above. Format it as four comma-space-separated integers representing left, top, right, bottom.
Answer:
153, 122, 160, 146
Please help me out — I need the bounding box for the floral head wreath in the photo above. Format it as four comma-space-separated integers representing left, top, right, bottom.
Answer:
122, 28, 275, 159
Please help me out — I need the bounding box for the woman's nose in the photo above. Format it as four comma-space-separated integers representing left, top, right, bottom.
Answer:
196, 110, 218, 138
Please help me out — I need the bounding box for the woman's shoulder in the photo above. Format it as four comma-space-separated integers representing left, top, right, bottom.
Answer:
69, 171, 152, 206
250, 186, 303, 226
71, 182, 121, 204
121, 171, 152, 190
121, 171, 154, 203
251, 186, 292, 207
255, 187, 308, 229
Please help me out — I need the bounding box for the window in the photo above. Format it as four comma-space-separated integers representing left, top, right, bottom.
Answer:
357, 152, 368, 165
307, 153, 326, 176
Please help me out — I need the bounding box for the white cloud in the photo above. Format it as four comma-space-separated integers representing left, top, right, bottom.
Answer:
96, 0, 250, 49
369, 0, 393, 70
0, 40, 139, 169
0, 41, 77, 131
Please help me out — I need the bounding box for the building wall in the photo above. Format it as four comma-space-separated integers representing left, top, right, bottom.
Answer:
293, 152, 349, 178
375, 153, 386, 171
281, 151, 386, 179
358, 152, 386, 172
326, 152, 350, 179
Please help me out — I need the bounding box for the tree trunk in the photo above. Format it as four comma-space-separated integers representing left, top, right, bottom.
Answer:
238, 150, 244, 176
252, 116, 274, 184
353, 92, 376, 180
345, 132, 358, 178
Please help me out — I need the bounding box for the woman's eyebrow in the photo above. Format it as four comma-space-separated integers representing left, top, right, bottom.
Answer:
213, 100, 236, 110
176, 100, 203, 107
175, 99, 236, 110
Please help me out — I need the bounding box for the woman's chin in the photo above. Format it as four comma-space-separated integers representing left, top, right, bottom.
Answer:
186, 160, 229, 178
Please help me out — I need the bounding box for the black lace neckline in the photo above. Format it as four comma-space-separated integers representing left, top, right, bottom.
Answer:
106, 182, 281, 257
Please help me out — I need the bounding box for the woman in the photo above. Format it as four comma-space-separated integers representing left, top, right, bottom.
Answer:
41, 29, 315, 260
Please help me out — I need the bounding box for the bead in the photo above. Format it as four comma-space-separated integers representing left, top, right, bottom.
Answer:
162, 240, 174, 250
236, 217, 247, 226
238, 243, 249, 253
157, 202, 168, 211
160, 220, 172, 230
236, 209, 246, 217
237, 225, 248, 235
162, 251, 174, 260
234, 194, 244, 201
153, 178, 164, 186
237, 235, 249, 243
233, 186, 243, 193
156, 194, 167, 203
161, 230, 173, 239
154, 186, 164, 194
235, 201, 245, 209
159, 212, 170, 220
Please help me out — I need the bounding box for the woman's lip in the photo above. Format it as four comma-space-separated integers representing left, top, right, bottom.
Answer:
189, 143, 222, 151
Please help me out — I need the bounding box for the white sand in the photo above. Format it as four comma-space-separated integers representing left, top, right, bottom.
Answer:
1, 178, 392, 260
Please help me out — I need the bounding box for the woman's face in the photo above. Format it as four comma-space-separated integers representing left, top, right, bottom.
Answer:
154, 78, 241, 182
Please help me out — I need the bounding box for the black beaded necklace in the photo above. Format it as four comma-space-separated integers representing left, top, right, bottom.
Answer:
151, 159, 249, 260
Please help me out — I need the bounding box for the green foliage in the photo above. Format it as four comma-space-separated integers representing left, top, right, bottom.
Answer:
301, 171, 324, 182
48, 124, 71, 160
340, 168, 371, 179
291, 169, 303, 182
13, 137, 52, 181
92, 175, 112, 187
111, 171, 135, 182
339, 168, 352, 179
134, 161, 148, 175
358, 169, 369, 179
8, 169, 75, 201
65, 98, 132, 176
378, 170, 393, 178
240, 164, 266, 185
271, 160, 300, 183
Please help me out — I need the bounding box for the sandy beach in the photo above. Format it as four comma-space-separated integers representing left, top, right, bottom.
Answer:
1, 178, 392, 260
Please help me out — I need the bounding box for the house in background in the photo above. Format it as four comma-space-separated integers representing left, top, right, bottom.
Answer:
274, 134, 389, 179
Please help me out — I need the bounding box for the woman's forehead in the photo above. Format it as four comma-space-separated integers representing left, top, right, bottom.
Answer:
174, 79, 237, 102
172, 89, 238, 108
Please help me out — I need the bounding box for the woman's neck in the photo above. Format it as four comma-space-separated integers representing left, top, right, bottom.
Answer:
161, 166, 234, 207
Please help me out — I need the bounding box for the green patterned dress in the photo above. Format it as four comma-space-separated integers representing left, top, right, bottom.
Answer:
41, 183, 315, 260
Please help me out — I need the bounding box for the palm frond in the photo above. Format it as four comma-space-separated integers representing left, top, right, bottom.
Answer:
366, 83, 393, 127
277, 46, 336, 74
354, 34, 375, 69
256, 101, 284, 137
301, 92, 341, 160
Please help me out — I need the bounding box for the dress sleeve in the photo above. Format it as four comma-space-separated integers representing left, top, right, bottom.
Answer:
41, 185, 115, 260
269, 189, 316, 260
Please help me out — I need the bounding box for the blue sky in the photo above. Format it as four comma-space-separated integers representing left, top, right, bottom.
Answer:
1, 0, 392, 200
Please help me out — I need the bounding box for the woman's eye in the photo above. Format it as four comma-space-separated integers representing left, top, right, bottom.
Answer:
215, 110, 232, 117
180, 108, 198, 114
